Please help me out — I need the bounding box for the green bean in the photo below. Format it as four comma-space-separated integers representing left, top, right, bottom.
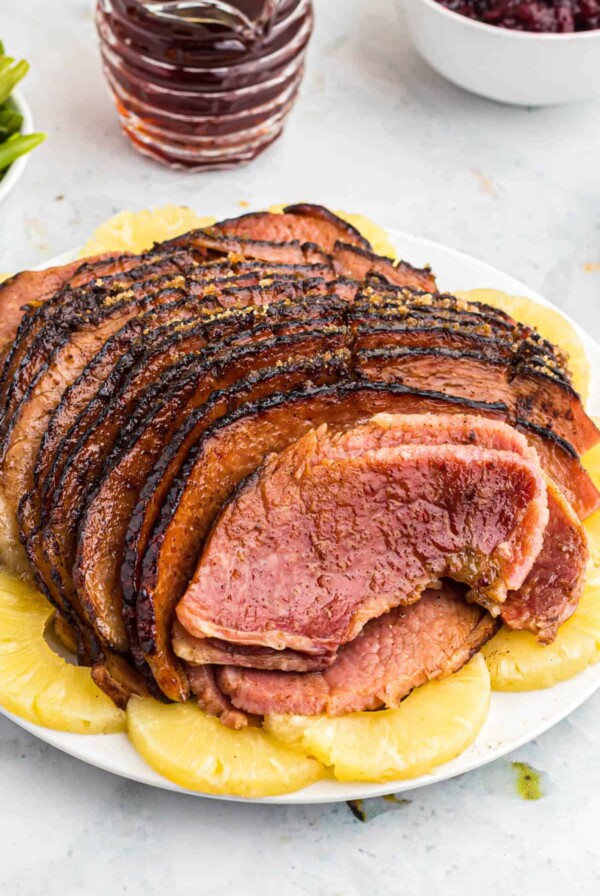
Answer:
0, 59, 29, 105
0, 107, 23, 139
0, 42, 45, 173
0, 132, 46, 173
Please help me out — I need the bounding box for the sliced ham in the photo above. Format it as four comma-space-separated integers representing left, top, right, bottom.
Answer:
176, 419, 549, 656
502, 478, 588, 642
173, 622, 336, 672
0, 252, 128, 351
213, 204, 371, 252
216, 584, 497, 717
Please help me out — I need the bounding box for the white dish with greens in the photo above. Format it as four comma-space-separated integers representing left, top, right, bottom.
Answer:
0, 42, 46, 205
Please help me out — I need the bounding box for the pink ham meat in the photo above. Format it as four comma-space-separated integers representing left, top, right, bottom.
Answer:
176, 414, 549, 656
173, 622, 336, 671
186, 665, 258, 730
502, 478, 588, 643
216, 583, 497, 716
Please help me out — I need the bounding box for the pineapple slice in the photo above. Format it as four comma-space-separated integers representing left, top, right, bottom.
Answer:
264, 654, 490, 783
455, 288, 590, 401
79, 205, 216, 257
268, 203, 396, 258
0, 570, 126, 733
482, 585, 600, 691
127, 697, 325, 798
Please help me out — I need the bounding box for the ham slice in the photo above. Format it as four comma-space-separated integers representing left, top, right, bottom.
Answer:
216, 583, 497, 717
176, 415, 549, 655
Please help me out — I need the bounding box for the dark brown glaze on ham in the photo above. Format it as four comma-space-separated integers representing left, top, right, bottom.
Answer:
216, 585, 498, 718
1, 281, 197, 520
1, 265, 204, 436
163, 229, 332, 266
73, 350, 350, 656
0, 251, 161, 412
0, 249, 329, 426
333, 242, 437, 293
19, 278, 341, 544
213, 204, 371, 253
0, 254, 123, 351
39, 320, 347, 647
355, 345, 600, 455
175, 423, 548, 655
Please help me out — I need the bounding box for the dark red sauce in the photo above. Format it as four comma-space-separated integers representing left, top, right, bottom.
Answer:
436, 0, 600, 31
96, 0, 314, 169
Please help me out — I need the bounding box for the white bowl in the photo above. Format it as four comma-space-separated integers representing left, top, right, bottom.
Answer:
0, 90, 34, 205
400, 0, 600, 106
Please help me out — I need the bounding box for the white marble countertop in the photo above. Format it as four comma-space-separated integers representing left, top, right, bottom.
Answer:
2, 0, 600, 892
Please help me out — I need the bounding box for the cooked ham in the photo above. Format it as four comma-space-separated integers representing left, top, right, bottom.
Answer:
216, 583, 497, 717
0, 252, 125, 351
173, 622, 336, 672
186, 664, 257, 730
213, 204, 371, 252
502, 478, 588, 642
176, 420, 549, 655
333, 242, 437, 293
1, 205, 594, 718
174, 412, 584, 676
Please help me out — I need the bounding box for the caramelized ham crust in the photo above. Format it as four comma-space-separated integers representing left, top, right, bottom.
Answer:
0, 252, 127, 351
213, 204, 371, 252
0, 205, 595, 720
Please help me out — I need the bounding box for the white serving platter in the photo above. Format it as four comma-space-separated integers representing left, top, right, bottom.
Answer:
2, 229, 599, 804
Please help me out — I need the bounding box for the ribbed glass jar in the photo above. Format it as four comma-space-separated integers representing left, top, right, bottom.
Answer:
96, 0, 314, 170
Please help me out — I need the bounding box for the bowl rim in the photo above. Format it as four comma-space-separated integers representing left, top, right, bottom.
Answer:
410, 0, 600, 41
0, 89, 34, 205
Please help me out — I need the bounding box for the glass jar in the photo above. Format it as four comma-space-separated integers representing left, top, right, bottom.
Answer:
96, 0, 314, 170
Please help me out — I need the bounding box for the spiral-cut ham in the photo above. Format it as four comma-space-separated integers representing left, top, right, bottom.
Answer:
0, 205, 595, 721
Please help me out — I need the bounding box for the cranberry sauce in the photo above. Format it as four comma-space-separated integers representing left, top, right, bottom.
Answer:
436, 0, 600, 32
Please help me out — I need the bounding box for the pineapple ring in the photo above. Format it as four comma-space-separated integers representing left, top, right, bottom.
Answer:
482, 585, 600, 691
264, 654, 490, 783
0, 570, 126, 734
455, 288, 590, 401
127, 697, 326, 798
79, 205, 216, 257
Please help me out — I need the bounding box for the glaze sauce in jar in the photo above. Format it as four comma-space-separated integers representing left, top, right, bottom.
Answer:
96, 0, 314, 169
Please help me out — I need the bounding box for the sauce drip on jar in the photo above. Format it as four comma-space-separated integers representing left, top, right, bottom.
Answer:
96, 0, 314, 169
